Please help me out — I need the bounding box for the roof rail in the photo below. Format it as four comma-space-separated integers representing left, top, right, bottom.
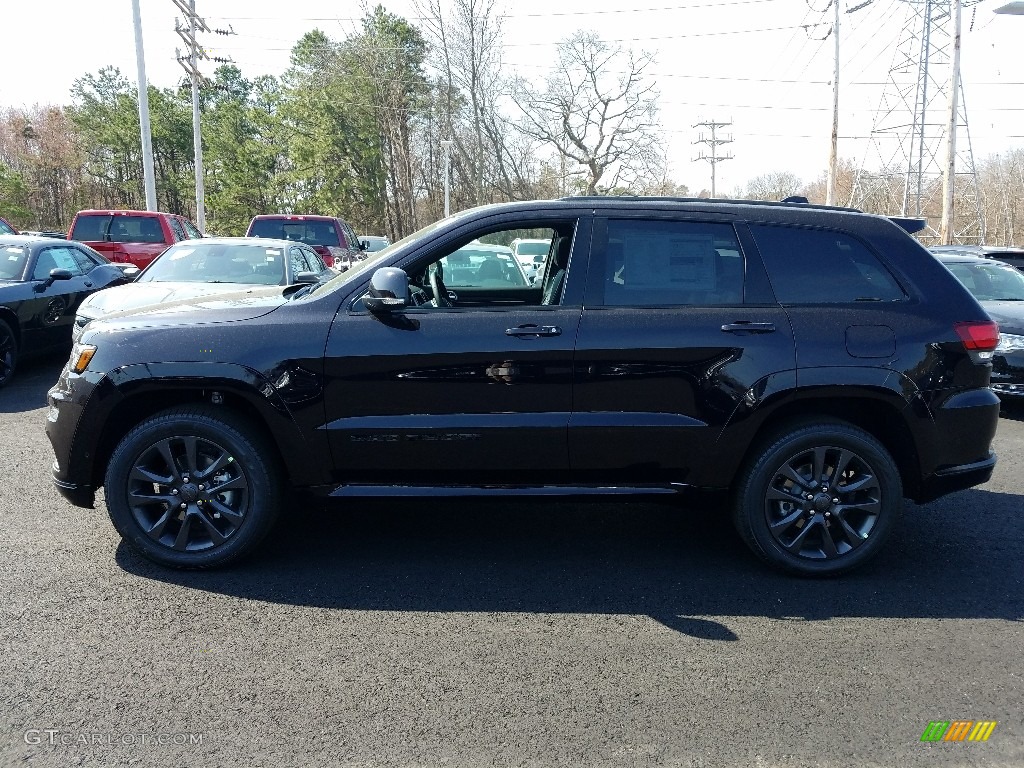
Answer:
558, 194, 863, 213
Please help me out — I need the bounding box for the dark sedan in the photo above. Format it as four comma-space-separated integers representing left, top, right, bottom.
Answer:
937, 253, 1024, 398
0, 235, 128, 388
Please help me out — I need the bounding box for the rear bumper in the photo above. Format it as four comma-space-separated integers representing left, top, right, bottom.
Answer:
916, 452, 996, 504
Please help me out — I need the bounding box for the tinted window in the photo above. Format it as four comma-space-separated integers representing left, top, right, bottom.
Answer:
107, 215, 166, 244
289, 247, 312, 275
248, 218, 341, 247
601, 219, 744, 306
68, 245, 101, 273
0, 219, 15, 235
70, 214, 110, 242
181, 218, 203, 240
751, 224, 905, 303
302, 247, 327, 273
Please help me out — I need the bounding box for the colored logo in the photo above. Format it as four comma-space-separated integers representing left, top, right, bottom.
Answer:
921, 721, 997, 742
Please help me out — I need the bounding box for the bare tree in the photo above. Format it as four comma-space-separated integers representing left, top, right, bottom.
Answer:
512, 31, 662, 195
744, 171, 804, 202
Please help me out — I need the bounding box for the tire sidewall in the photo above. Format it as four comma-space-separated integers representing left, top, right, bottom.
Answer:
0, 318, 17, 388
105, 409, 279, 568
738, 424, 902, 576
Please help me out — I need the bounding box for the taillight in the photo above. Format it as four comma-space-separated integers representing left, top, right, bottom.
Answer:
955, 320, 999, 362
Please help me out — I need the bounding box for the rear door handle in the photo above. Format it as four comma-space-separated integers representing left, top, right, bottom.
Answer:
721, 321, 776, 333
506, 324, 562, 337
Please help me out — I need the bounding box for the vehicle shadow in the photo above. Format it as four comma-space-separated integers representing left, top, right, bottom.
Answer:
116, 486, 1024, 639
1000, 399, 1024, 422
0, 352, 65, 414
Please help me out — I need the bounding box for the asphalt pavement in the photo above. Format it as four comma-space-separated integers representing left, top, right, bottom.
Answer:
2, 352, 1022, 767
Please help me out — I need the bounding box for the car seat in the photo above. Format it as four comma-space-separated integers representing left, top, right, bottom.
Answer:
541, 235, 572, 305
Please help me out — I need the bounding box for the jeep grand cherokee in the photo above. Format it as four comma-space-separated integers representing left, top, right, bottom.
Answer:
46, 197, 1001, 575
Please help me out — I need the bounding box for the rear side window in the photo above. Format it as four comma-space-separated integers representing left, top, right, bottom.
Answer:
751, 224, 905, 303
70, 215, 110, 242
600, 219, 745, 306
181, 219, 202, 239
248, 218, 341, 247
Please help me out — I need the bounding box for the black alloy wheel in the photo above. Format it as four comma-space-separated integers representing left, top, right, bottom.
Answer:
105, 406, 282, 568
733, 420, 901, 576
0, 318, 17, 388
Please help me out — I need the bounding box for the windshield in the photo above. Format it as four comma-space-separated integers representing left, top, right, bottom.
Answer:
515, 241, 549, 257
441, 246, 527, 287
945, 261, 1024, 301
142, 242, 287, 285
249, 218, 340, 247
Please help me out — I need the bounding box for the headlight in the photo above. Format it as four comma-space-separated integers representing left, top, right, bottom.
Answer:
70, 343, 97, 374
995, 333, 1024, 353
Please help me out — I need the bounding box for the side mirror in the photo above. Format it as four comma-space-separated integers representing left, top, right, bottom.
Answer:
364, 267, 409, 312
35, 267, 73, 291
294, 271, 319, 284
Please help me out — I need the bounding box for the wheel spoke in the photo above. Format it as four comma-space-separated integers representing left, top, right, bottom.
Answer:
128, 489, 177, 506
839, 474, 878, 494
783, 518, 817, 554
130, 465, 174, 486
769, 507, 805, 532
208, 475, 247, 494
172, 514, 194, 551
207, 498, 244, 527
778, 464, 811, 490
196, 450, 231, 481
829, 449, 855, 486
154, 439, 182, 483
146, 508, 175, 541
836, 512, 869, 548
767, 486, 804, 503
820, 522, 839, 557
811, 447, 827, 485
182, 436, 199, 477
195, 511, 226, 545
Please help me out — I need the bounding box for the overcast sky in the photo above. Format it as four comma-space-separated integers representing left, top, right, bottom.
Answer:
1, 0, 1021, 196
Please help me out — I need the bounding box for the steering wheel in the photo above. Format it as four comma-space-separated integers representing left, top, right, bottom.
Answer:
429, 263, 452, 308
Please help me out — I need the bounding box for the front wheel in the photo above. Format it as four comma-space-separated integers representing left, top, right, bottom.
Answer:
104, 406, 282, 568
733, 421, 902, 576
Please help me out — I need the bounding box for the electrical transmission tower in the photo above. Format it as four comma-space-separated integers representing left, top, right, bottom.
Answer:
850, 0, 983, 244
173, 0, 235, 233
692, 120, 734, 198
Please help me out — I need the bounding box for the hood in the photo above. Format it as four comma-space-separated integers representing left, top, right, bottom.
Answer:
78, 281, 284, 319
981, 300, 1024, 336
78, 283, 290, 331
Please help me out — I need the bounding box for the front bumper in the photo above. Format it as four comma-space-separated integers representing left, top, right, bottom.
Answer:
45, 363, 104, 510
51, 462, 95, 508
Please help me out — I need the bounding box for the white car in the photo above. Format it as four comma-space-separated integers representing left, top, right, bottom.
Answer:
510, 238, 551, 284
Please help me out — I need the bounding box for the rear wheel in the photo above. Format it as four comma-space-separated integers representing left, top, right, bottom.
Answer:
104, 405, 282, 568
0, 318, 17, 388
733, 421, 902, 576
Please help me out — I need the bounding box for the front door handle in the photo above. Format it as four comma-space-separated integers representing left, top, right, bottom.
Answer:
506, 324, 562, 337
721, 321, 776, 333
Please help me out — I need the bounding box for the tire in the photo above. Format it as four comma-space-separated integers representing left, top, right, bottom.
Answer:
732, 420, 902, 577
0, 318, 17, 389
104, 405, 282, 569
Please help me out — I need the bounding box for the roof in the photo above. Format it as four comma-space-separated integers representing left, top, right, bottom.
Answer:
934, 252, 1017, 266
930, 244, 1024, 256
0, 234, 71, 247
74, 209, 175, 217
173, 236, 295, 249
250, 214, 340, 222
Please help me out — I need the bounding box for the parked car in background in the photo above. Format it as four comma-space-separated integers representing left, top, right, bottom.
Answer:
511, 237, 552, 284
48, 197, 1001, 575
73, 237, 334, 337
359, 235, 390, 255
20, 230, 67, 239
0, 216, 18, 235
0, 235, 129, 387
247, 214, 361, 270
68, 209, 202, 271
936, 252, 1024, 398
930, 244, 1024, 273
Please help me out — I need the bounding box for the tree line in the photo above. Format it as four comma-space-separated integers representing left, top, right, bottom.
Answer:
0, 1, 1021, 246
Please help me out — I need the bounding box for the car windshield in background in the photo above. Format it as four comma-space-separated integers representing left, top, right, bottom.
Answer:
515, 241, 549, 256
142, 242, 286, 285
945, 261, 1024, 301
441, 247, 528, 287
249, 219, 340, 247
0, 245, 27, 280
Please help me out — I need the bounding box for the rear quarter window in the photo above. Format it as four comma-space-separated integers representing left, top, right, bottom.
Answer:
70, 215, 110, 242
750, 223, 905, 304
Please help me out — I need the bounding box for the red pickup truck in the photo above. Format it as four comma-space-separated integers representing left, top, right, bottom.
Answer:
68, 210, 202, 270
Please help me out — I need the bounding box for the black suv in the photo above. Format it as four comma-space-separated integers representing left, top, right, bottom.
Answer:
46, 197, 1001, 575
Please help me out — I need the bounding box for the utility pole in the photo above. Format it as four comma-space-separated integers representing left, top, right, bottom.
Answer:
826, 0, 841, 206
441, 140, 453, 217
174, 0, 234, 233
939, 0, 962, 244
131, 0, 157, 211
692, 120, 734, 198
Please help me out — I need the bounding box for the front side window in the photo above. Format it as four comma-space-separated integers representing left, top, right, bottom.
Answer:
33, 247, 84, 280
751, 224, 905, 304
289, 247, 312, 275
600, 219, 744, 306
181, 218, 203, 240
